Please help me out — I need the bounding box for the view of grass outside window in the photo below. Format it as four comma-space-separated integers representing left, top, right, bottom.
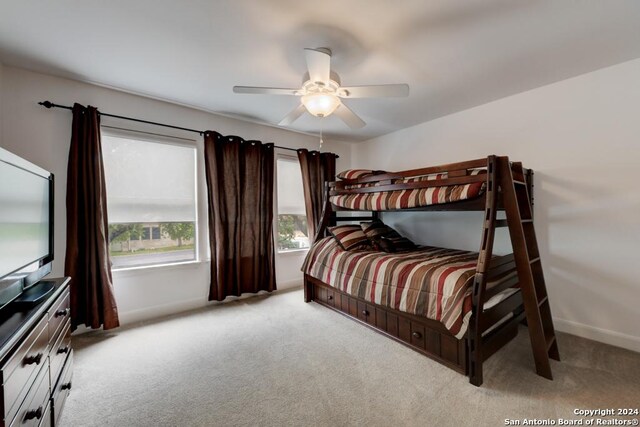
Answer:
108, 222, 195, 268
102, 132, 197, 269
276, 157, 309, 251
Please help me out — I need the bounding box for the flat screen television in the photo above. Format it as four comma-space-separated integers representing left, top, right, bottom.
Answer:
0, 146, 54, 310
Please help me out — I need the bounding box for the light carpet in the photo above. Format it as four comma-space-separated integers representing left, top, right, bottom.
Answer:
60, 288, 640, 427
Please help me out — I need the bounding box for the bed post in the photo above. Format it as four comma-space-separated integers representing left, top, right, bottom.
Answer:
468, 155, 499, 386
304, 274, 313, 303
312, 182, 334, 244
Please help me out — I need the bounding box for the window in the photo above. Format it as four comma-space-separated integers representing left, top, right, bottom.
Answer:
276, 157, 309, 251
102, 131, 197, 269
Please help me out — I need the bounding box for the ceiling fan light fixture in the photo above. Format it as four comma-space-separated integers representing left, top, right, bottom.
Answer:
301, 93, 341, 117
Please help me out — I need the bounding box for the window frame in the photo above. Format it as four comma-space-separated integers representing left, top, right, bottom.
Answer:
100, 126, 200, 270
274, 152, 310, 254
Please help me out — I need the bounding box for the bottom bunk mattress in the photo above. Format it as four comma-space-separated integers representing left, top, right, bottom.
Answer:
303, 237, 482, 339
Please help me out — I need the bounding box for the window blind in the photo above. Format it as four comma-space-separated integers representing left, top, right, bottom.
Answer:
277, 158, 306, 215
102, 134, 196, 224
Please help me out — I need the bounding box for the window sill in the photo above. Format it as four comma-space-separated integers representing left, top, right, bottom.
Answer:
111, 259, 204, 274
277, 249, 310, 256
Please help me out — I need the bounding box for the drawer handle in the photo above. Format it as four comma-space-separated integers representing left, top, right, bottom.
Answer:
328, 295, 333, 300
24, 352, 43, 366
25, 406, 43, 421
57, 346, 70, 355
362, 310, 369, 316
412, 331, 423, 339
55, 308, 70, 317
61, 382, 72, 391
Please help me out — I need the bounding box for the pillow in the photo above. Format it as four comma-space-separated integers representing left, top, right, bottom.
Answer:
328, 225, 370, 250
378, 236, 418, 253
360, 219, 417, 253
336, 169, 387, 180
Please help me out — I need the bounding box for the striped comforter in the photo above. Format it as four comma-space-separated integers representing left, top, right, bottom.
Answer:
303, 237, 480, 338
330, 170, 485, 211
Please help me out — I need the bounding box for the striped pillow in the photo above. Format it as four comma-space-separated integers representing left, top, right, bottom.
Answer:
328, 225, 370, 250
336, 169, 387, 180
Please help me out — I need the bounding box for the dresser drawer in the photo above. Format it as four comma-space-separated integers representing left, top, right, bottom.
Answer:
9, 363, 49, 427
2, 314, 49, 425
37, 400, 51, 427
48, 320, 71, 389
51, 351, 73, 426
48, 291, 70, 343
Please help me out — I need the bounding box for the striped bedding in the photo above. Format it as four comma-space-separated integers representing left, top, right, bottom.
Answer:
330, 170, 486, 211
303, 236, 481, 338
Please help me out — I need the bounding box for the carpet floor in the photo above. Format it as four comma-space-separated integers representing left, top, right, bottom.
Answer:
60, 288, 640, 427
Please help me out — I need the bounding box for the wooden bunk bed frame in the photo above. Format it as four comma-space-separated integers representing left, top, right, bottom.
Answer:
304, 155, 560, 386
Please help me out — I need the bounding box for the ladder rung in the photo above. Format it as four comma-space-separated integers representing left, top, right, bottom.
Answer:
513, 180, 527, 186
495, 219, 532, 228
538, 296, 548, 307
529, 257, 540, 264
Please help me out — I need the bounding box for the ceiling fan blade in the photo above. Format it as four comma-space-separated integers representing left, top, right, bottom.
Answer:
304, 48, 331, 85
338, 84, 410, 98
278, 104, 307, 126
233, 86, 298, 96
334, 103, 366, 129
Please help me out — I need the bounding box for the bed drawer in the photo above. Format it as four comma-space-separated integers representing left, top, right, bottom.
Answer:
9, 363, 49, 427
2, 314, 49, 425
307, 277, 468, 374
357, 301, 377, 326
48, 291, 70, 343
325, 289, 336, 307
51, 351, 73, 426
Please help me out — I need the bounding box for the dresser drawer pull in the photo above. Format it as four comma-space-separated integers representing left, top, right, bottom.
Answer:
24, 406, 43, 421
57, 346, 70, 354
61, 382, 72, 391
55, 308, 70, 317
24, 352, 43, 365
328, 295, 333, 300
412, 331, 423, 339
362, 310, 369, 316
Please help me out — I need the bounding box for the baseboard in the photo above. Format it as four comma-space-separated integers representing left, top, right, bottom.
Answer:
554, 317, 640, 353
278, 279, 303, 290
119, 297, 207, 325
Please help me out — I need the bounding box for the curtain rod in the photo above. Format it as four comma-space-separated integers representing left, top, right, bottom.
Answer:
38, 101, 336, 157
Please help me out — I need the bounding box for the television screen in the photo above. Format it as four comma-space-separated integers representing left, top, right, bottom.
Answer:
0, 159, 51, 279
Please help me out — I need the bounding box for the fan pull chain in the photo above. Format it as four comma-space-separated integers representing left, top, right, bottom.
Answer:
319, 118, 324, 150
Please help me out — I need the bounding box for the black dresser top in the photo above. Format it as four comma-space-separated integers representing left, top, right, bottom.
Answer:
0, 277, 70, 362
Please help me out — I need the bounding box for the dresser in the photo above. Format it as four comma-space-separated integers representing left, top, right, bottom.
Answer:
0, 278, 72, 427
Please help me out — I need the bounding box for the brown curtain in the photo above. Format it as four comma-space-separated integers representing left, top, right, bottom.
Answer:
297, 149, 337, 239
65, 103, 119, 330
203, 132, 276, 301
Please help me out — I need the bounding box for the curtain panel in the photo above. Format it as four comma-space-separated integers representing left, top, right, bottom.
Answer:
203, 132, 276, 301
65, 103, 120, 330
297, 149, 337, 240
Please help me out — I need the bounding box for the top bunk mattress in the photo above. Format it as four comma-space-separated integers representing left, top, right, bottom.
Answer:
330, 169, 486, 211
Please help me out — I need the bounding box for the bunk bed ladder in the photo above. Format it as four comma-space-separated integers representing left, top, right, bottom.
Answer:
498, 157, 560, 381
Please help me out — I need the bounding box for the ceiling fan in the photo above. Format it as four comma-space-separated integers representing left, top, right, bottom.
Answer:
233, 48, 410, 129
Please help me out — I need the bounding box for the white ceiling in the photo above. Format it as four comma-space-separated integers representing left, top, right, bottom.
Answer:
1, 0, 639, 141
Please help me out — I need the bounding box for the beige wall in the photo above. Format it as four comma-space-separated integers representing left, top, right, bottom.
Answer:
0, 65, 353, 324
350, 58, 640, 352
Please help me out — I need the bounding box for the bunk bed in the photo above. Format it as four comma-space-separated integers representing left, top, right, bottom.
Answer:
302, 156, 560, 386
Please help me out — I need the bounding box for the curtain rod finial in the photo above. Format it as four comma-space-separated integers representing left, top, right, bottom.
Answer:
39, 101, 54, 109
